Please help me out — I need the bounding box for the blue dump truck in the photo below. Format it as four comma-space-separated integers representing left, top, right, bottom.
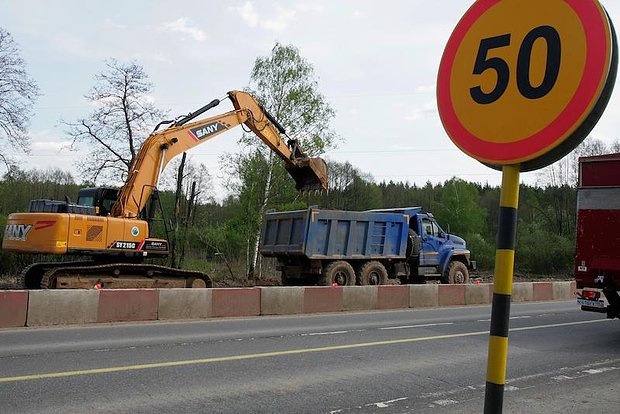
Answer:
259, 206, 475, 286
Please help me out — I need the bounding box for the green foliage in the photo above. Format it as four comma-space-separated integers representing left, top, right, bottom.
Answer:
434, 178, 486, 236
516, 223, 574, 275
225, 42, 340, 277
463, 232, 495, 270
0, 166, 79, 215
247, 43, 339, 155
321, 161, 382, 210
188, 222, 245, 261
0, 160, 581, 280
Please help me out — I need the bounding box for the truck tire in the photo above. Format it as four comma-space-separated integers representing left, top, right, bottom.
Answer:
406, 229, 422, 258
358, 261, 388, 285
446, 261, 469, 284
320, 261, 356, 286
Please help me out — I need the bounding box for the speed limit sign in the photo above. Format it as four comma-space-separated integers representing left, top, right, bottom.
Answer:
437, 0, 617, 171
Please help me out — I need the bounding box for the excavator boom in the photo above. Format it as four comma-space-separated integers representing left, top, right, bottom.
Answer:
112, 90, 328, 218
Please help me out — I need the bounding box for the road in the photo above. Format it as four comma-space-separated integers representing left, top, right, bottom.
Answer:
1, 301, 619, 413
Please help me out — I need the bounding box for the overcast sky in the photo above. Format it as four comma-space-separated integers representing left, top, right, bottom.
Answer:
2, 1, 619, 200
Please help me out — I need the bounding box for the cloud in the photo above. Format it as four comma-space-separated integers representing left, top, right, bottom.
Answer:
160, 17, 207, 41
415, 84, 436, 93
102, 19, 127, 30
234, 1, 298, 32
236, 2, 259, 26
406, 100, 438, 121
29, 129, 72, 152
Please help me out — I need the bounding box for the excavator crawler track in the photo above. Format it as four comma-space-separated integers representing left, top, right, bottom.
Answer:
21, 262, 212, 289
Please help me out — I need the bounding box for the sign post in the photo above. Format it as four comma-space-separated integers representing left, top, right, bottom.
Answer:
437, 1, 617, 412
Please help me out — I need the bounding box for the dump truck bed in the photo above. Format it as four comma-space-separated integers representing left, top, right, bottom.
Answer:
260, 207, 409, 260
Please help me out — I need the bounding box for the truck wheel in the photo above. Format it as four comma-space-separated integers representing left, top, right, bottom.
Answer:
320, 261, 356, 286
447, 261, 469, 284
358, 261, 388, 285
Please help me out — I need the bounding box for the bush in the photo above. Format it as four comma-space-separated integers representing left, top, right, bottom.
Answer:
464, 232, 495, 271
516, 225, 574, 275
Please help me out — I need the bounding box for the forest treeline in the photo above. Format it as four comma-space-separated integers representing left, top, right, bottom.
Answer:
0, 163, 578, 282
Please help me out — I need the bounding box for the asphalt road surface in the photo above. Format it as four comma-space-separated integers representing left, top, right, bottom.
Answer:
1, 301, 619, 413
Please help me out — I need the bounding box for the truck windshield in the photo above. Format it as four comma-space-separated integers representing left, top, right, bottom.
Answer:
422, 218, 443, 237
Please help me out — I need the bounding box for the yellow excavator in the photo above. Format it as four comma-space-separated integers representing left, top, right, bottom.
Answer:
2, 90, 328, 289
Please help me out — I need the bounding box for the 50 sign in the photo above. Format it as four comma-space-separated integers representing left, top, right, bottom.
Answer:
437, 0, 617, 171
471, 26, 561, 104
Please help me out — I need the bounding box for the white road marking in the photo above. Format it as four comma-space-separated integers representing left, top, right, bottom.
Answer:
301, 330, 351, 336
552, 375, 577, 381
433, 399, 458, 406
366, 397, 408, 408
478, 315, 532, 322
582, 367, 618, 375
379, 323, 454, 330
419, 359, 620, 406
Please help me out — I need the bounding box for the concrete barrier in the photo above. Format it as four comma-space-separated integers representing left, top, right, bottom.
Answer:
28, 290, 99, 326
533, 282, 554, 301
0, 290, 28, 328
552, 281, 574, 301
378, 285, 409, 309
212, 288, 260, 318
0, 281, 581, 328
409, 284, 439, 308
512, 283, 534, 302
158, 289, 212, 320
303, 287, 343, 313
438, 285, 465, 306
343, 286, 377, 311
261, 287, 304, 315
97, 289, 158, 323
465, 284, 491, 305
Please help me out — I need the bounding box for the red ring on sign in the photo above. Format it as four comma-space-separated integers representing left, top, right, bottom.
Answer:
437, 0, 610, 164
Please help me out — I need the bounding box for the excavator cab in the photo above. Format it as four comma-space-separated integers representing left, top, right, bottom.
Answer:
76, 187, 119, 216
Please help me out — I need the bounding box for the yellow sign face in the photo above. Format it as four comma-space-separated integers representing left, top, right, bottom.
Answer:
437, 0, 616, 171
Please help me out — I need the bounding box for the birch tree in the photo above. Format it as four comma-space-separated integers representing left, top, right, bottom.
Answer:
232, 43, 339, 279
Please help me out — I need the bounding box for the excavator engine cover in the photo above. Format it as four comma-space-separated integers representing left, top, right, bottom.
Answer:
286, 157, 328, 192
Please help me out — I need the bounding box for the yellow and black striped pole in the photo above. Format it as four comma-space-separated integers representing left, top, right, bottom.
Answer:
484, 165, 520, 413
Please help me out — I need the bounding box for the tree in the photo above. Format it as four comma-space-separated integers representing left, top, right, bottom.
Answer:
536, 136, 609, 187
322, 161, 381, 210
64, 59, 166, 183
0, 28, 39, 170
434, 178, 486, 237
160, 154, 214, 268
231, 43, 339, 278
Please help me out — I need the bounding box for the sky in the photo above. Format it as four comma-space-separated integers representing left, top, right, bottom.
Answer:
2, 0, 620, 201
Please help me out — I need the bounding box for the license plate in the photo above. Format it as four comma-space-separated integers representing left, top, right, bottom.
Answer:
577, 298, 605, 308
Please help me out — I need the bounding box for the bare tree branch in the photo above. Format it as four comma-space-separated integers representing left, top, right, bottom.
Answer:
63, 59, 166, 184
0, 27, 39, 163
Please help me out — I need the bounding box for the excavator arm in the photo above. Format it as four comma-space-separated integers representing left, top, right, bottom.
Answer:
111, 90, 328, 218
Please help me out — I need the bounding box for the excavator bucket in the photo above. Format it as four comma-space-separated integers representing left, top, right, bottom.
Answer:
286, 157, 329, 192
